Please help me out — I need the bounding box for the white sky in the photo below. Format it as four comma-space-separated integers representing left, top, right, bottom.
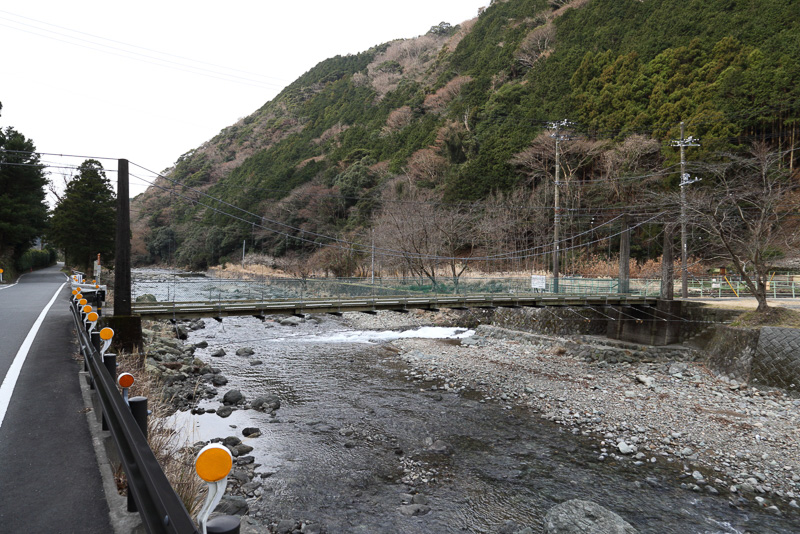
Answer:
1, 0, 488, 203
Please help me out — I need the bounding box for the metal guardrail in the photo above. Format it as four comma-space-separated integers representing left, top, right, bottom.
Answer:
70, 298, 199, 534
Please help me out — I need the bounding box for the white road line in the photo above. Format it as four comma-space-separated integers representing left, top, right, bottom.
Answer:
0, 282, 66, 429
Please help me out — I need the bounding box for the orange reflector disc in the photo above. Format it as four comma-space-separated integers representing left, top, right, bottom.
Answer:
72, 289, 78, 296
195, 444, 232, 482
76, 287, 82, 293
100, 327, 114, 341
87, 312, 99, 322
118, 373, 135, 388
79, 299, 87, 306
82, 305, 92, 313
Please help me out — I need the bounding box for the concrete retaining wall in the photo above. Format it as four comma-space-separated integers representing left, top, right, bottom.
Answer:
704, 326, 800, 391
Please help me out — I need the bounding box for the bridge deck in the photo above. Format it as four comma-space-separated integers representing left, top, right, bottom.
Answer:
131, 293, 658, 320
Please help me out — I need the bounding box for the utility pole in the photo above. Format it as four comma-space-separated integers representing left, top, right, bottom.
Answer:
115, 159, 131, 317
671, 122, 700, 298
111, 158, 142, 352
549, 119, 570, 293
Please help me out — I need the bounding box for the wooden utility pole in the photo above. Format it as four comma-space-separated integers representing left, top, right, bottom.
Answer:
660, 224, 674, 300
549, 120, 570, 293
114, 159, 131, 316
671, 123, 700, 298
109, 158, 142, 353
553, 132, 561, 293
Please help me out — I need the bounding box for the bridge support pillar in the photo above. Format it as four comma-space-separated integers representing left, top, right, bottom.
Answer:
655, 299, 682, 345
606, 300, 683, 346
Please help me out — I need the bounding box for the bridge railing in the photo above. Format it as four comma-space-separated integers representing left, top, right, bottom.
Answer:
131, 272, 800, 305
69, 298, 200, 534
132, 274, 666, 304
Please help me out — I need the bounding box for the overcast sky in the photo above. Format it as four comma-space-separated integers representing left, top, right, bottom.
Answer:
1, 0, 488, 202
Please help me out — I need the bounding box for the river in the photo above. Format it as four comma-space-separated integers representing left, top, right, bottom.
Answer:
172, 314, 798, 533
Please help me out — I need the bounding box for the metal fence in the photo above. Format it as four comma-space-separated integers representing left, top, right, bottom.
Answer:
132, 274, 659, 304
131, 272, 800, 305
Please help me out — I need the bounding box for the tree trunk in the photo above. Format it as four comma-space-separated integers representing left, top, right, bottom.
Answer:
660, 225, 674, 300
619, 214, 630, 293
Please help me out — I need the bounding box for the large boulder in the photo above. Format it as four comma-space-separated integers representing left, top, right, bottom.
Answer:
544, 500, 637, 534
251, 395, 281, 413
135, 294, 157, 303
222, 389, 245, 406
217, 495, 248, 516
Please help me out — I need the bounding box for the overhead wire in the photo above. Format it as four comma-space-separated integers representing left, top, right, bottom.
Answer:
129, 168, 668, 262
0, 13, 288, 91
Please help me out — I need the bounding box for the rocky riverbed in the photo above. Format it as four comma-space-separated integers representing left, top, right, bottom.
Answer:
143, 309, 800, 533
348, 310, 800, 510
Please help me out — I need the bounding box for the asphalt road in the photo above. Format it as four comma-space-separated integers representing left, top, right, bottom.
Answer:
0, 265, 112, 533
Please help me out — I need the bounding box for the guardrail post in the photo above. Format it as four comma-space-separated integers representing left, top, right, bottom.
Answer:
128, 395, 148, 513
196, 444, 241, 534
101, 354, 116, 431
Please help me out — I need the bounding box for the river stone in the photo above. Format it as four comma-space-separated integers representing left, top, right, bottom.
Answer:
399, 504, 430, 516
212, 375, 229, 387
668, 362, 688, 375
544, 500, 637, 534
427, 439, 454, 455
236, 347, 255, 356
275, 519, 296, 534
250, 360, 263, 366
210, 348, 226, 357
279, 316, 303, 327
223, 436, 242, 447
217, 495, 249, 516
235, 444, 254, 455
174, 325, 189, 340
223, 389, 245, 405
252, 395, 281, 412
243, 427, 261, 438
135, 293, 157, 303
216, 406, 233, 418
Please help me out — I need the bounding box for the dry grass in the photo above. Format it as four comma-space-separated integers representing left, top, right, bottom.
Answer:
729, 307, 800, 328
116, 349, 205, 518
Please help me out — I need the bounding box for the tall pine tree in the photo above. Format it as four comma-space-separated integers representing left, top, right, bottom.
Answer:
0, 112, 49, 272
49, 159, 116, 271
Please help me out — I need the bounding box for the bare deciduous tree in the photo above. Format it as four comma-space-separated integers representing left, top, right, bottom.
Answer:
515, 23, 556, 68
406, 148, 449, 184
665, 143, 796, 312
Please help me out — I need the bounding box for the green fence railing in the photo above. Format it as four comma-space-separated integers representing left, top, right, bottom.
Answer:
131, 272, 799, 304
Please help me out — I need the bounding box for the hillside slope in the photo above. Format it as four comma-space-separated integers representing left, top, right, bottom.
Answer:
131, 0, 800, 273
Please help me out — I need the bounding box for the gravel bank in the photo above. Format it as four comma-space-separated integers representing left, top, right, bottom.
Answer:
343, 310, 800, 515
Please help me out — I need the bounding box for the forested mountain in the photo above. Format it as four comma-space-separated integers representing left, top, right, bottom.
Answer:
132, 0, 800, 276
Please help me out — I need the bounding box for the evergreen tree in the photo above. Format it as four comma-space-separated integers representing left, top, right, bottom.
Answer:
49, 159, 116, 271
0, 120, 49, 271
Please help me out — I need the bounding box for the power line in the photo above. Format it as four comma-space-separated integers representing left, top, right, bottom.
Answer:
0, 13, 288, 91
0, 9, 291, 85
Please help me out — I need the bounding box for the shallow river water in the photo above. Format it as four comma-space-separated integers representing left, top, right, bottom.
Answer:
175, 315, 799, 533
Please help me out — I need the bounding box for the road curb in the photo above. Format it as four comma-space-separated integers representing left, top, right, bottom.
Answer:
78, 369, 145, 534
